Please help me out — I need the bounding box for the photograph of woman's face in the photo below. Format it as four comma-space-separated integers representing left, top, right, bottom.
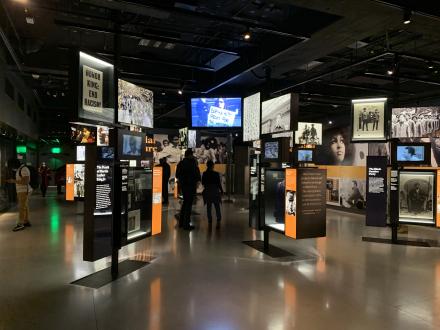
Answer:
330, 133, 346, 163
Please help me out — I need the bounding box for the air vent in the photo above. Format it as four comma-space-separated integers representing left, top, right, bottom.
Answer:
297, 61, 323, 71
347, 41, 368, 49
139, 39, 175, 50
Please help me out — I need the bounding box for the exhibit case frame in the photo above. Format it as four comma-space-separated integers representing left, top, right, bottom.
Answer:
351, 98, 388, 143
398, 169, 437, 226
261, 167, 327, 239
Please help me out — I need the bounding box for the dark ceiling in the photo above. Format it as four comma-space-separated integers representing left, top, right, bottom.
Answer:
1, 0, 440, 140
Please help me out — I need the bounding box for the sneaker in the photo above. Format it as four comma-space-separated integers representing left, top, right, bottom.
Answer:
12, 224, 25, 232
24, 222, 31, 227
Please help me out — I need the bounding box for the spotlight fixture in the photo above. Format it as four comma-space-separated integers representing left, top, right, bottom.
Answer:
328, 120, 333, 125
178, 90, 183, 95
243, 30, 251, 40
428, 63, 434, 69
403, 8, 412, 24
387, 68, 394, 75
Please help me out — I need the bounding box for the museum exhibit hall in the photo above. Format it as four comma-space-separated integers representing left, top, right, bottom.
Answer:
4, 0, 440, 329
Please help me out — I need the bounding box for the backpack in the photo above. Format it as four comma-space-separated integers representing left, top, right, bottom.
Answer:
19, 165, 39, 190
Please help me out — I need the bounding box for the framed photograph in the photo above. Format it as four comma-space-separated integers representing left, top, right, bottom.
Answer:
351, 98, 387, 142
398, 170, 436, 225
295, 122, 322, 145
391, 107, 440, 138
326, 178, 340, 206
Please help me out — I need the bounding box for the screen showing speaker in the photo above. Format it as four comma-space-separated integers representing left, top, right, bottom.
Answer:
191, 97, 242, 128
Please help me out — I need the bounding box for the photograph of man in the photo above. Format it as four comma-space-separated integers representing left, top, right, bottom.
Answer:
408, 183, 427, 214
285, 191, 296, 216
397, 146, 423, 162
361, 108, 369, 131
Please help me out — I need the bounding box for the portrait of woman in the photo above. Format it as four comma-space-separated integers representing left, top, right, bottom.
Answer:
323, 127, 354, 165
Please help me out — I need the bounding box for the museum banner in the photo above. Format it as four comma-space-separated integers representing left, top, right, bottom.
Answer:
366, 156, 388, 226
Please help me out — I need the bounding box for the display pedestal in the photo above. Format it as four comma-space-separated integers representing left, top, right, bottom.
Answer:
243, 228, 294, 258
71, 260, 150, 289
362, 236, 439, 247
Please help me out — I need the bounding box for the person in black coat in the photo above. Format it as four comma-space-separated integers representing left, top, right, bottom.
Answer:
159, 157, 171, 205
202, 160, 223, 227
176, 149, 201, 230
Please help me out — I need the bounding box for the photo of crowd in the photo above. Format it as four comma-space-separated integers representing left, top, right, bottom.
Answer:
118, 79, 154, 128
392, 107, 440, 138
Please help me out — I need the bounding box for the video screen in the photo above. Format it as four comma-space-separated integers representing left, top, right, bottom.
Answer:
70, 125, 96, 144
99, 146, 114, 160
396, 146, 425, 162
298, 149, 313, 162
264, 141, 279, 159
122, 134, 142, 156
118, 79, 154, 128
76, 146, 86, 162
191, 97, 242, 127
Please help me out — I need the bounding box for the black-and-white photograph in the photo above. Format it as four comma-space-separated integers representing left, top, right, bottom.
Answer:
326, 178, 340, 206
127, 209, 141, 233
352, 99, 386, 141
193, 136, 228, 164
315, 126, 368, 166
285, 190, 296, 216
179, 127, 188, 149
118, 79, 154, 128
97, 126, 109, 146
243, 92, 261, 142
73, 164, 85, 198
188, 130, 197, 149
295, 122, 322, 145
398, 171, 435, 224
261, 93, 291, 134
368, 143, 391, 163
391, 107, 440, 138
340, 179, 366, 209
154, 134, 181, 164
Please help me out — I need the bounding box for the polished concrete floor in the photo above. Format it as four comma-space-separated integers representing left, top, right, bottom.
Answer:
1, 189, 440, 330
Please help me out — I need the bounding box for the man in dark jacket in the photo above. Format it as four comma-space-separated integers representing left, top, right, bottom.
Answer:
176, 149, 201, 230
159, 157, 171, 205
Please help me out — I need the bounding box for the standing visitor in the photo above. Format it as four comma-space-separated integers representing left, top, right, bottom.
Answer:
8, 159, 31, 231
39, 162, 49, 197
202, 160, 223, 227
176, 149, 201, 230
159, 157, 171, 205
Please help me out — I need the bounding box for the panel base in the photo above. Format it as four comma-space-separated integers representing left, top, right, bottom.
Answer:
71, 260, 149, 289
362, 236, 440, 247
243, 240, 294, 258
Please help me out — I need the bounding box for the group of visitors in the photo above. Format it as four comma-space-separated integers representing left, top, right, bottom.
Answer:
159, 148, 223, 230
358, 108, 380, 132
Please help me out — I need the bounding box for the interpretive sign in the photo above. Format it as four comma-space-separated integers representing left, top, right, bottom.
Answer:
366, 156, 387, 226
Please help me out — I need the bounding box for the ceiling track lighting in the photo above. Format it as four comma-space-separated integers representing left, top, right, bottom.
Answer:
403, 8, 412, 25
243, 29, 251, 40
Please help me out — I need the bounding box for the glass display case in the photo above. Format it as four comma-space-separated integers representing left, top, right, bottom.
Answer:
123, 167, 153, 243
264, 169, 286, 232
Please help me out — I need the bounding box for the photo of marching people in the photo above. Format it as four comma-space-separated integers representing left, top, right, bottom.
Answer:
352, 100, 386, 141
391, 107, 440, 138
193, 136, 229, 164
118, 79, 154, 128
295, 122, 322, 145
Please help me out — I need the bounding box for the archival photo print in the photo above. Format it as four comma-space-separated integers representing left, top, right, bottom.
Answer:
118, 79, 154, 128
243, 92, 261, 142
295, 122, 322, 145
339, 179, 366, 209
352, 99, 386, 141
326, 178, 340, 206
285, 190, 296, 216
391, 107, 440, 138
399, 171, 435, 224
261, 93, 291, 134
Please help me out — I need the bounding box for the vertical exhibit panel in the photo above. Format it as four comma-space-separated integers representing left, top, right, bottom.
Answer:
152, 167, 162, 235
66, 164, 74, 201
366, 156, 388, 226
437, 170, 440, 228
295, 169, 327, 239
285, 168, 297, 238
83, 147, 113, 262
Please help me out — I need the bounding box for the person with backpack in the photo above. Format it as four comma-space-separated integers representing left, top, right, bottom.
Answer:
8, 159, 32, 231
